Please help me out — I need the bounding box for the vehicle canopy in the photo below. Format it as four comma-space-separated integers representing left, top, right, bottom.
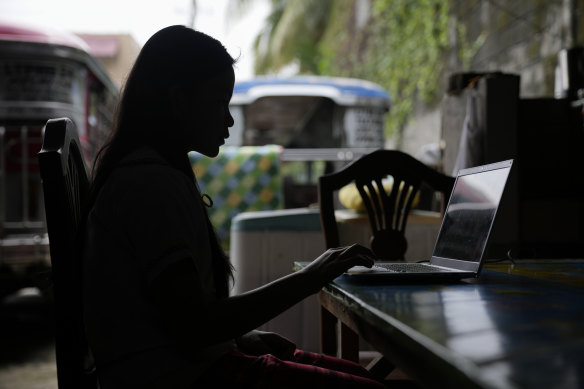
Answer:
0, 21, 117, 136
0, 21, 117, 285
227, 76, 391, 150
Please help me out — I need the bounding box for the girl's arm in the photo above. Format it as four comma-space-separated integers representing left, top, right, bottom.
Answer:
151, 244, 374, 349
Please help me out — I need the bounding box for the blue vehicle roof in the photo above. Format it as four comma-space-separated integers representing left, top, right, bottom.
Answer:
231, 76, 391, 108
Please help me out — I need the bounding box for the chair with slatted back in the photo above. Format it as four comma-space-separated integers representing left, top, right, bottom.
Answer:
318, 149, 454, 385
38, 117, 98, 389
318, 149, 455, 260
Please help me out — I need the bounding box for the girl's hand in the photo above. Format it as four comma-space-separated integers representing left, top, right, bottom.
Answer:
236, 330, 296, 360
302, 244, 375, 288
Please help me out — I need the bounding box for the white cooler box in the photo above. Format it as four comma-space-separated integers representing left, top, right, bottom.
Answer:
230, 208, 324, 352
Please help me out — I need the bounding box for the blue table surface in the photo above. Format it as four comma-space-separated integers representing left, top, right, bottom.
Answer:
320, 261, 584, 389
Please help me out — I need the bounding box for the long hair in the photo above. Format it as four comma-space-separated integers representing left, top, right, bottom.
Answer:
88, 25, 236, 297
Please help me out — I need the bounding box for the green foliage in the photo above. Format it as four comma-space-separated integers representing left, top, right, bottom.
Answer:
455, 22, 487, 71
254, 0, 333, 74
253, 0, 287, 73
252, 0, 468, 144
318, 0, 450, 142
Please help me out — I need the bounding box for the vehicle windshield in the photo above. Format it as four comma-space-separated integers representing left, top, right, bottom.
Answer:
241, 96, 341, 148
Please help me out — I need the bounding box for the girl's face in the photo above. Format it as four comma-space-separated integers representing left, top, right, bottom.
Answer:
177, 68, 235, 157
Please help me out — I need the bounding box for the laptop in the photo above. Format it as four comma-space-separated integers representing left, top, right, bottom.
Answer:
347, 159, 513, 280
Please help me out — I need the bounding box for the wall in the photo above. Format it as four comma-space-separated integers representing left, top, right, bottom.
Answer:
451, 0, 581, 97
400, 0, 584, 160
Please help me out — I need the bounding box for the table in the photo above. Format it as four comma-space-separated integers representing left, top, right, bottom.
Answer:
309, 260, 584, 389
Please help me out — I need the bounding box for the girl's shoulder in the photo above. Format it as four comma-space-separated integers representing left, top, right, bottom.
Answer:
116, 148, 184, 181
117, 147, 170, 171
105, 148, 193, 201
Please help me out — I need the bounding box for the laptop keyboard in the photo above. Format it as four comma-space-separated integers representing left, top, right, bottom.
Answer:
374, 263, 454, 273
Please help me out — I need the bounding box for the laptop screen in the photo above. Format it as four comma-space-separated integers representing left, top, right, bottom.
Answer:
432, 164, 511, 263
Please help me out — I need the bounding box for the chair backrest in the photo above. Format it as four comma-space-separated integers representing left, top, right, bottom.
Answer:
318, 149, 455, 260
38, 118, 97, 389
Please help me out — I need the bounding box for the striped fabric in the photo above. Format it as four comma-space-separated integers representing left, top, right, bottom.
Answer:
194, 349, 386, 388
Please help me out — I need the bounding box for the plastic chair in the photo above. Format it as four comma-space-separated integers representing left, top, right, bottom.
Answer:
38, 118, 97, 389
318, 149, 455, 260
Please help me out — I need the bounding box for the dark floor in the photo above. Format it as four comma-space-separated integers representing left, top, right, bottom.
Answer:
0, 288, 57, 389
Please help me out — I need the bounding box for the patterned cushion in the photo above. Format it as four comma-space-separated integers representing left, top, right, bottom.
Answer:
189, 145, 283, 248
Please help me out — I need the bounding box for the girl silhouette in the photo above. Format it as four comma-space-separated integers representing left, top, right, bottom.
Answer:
83, 25, 383, 389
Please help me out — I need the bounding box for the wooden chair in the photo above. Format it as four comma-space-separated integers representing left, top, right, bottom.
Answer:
38, 117, 97, 389
318, 149, 454, 385
318, 149, 455, 260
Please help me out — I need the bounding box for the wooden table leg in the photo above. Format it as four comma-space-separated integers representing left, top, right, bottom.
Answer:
320, 305, 337, 356
320, 301, 360, 363
339, 321, 359, 363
